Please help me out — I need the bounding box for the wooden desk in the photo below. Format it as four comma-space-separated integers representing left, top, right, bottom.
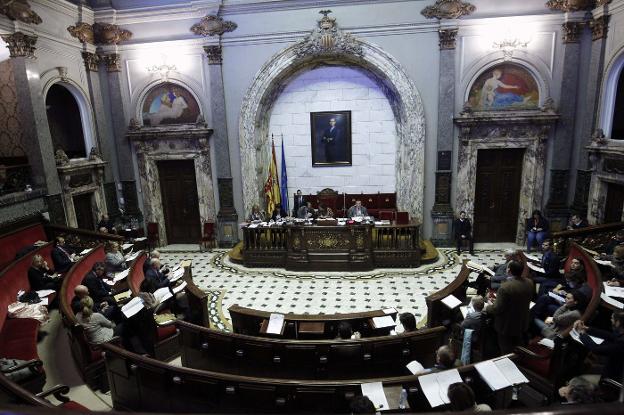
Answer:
242, 222, 420, 270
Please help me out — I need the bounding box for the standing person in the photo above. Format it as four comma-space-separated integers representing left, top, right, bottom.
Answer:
347, 200, 368, 218
484, 260, 534, 354
454, 211, 474, 255
320, 117, 342, 163
293, 190, 304, 217
527, 210, 549, 252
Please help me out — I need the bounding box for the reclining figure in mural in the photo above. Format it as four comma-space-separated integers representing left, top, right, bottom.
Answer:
144, 88, 189, 126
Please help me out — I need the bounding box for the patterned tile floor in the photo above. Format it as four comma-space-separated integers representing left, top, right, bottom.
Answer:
160, 243, 520, 331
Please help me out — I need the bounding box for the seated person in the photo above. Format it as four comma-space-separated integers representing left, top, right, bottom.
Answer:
72, 284, 119, 322
573, 311, 624, 381
317, 202, 334, 219
533, 240, 562, 295
297, 201, 315, 219
533, 290, 586, 340
83, 262, 115, 306
567, 214, 588, 230
447, 382, 492, 412
71, 284, 90, 314
349, 395, 376, 414
605, 245, 624, 287
558, 377, 597, 404
105, 242, 127, 274
51, 236, 75, 273
454, 211, 474, 255
28, 254, 60, 291
461, 296, 485, 332
248, 204, 264, 222
145, 258, 171, 289
599, 230, 624, 257
143, 250, 170, 276
527, 210, 549, 252
491, 250, 516, 290
347, 200, 368, 218
430, 345, 456, 373
270, 203, 287, 221
137, 279, 158, 309
75, 296, 122, 344
398, 312, 417, 333
97, 214, 115, 233
335, 321, 360, 340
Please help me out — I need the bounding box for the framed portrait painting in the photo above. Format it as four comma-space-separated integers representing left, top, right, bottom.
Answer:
310, 111, 352, 167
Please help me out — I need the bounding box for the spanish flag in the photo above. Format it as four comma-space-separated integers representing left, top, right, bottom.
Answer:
264, 138, 281, 214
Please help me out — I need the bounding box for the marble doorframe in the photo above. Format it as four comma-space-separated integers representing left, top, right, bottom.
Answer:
129, 128, 215, 246
587, 143, 624, 224
56, 159, 108, 228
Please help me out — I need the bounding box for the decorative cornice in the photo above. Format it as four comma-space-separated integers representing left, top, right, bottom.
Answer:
67, 22, 94, 44
546, 0, 593, 12
0, 0, 42, 25
191, 15, 237, 37
561, 21, 585, 43
93, 22, 132, 45
0, 32, 37, 58
204, 45, 222, 64
292, 10, 363, 59
421, 0, 475, 20
101, 53, 121, 72
590, 15, 609, 40
438, 28, 458, 50
82, 52, 100, 72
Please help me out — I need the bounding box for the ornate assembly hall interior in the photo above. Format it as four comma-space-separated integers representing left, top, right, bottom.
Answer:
1, 0, 624, 413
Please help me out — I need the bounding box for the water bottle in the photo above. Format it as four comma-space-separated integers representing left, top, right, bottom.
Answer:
398, 388, 408, 409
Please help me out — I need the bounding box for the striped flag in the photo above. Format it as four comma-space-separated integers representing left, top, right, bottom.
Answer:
280, 138, 289, 214
263, 138, 281, 215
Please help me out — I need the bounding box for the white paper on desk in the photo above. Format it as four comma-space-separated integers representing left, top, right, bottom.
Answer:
172, 281, 187, 294
248, 223, 258, 228
122, 243, 134, 250
168, 268, 185, 282
267, 313, 284, 334
441, 294, 462, 309
435, 369, 463, 405
538, 338, 555, 349
570, 328, 604, 345
372, 315, 396, 328
603, 284, 624, 298
36, 289, 55, 298
494, 357, 528, 385
406, 360, 425, 375
466, 261, 495, 276
154, 287, 173, 303
548, 291, 565, 303
113, 269, 129, 282
527, 262, 546, 274
475, 360, 511, 391
121, 297, 144, 318
125, 251, 141, 262
361, 382, 389, 411
36, 297, 49, 306
382, 307, 396, 315
601, 292, 624, 309
596, 259, 615, 267
418, 373, 445, 408
524, 252, 540, 262
79, 248, 91, 255
134, 237, 147, 242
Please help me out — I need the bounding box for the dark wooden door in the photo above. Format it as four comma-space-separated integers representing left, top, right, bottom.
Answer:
605, 183, 624, 223
158, 160, 201, 244
73, 193, 95, 230
474, 149, 524, 242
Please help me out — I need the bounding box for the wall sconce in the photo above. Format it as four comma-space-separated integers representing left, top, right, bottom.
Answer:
492, 35, 531, 60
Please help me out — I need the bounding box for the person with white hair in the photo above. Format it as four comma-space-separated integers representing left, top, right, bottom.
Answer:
491, 249, 517, 290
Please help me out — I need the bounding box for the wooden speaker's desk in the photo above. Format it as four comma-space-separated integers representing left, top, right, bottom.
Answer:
242, 222, 421, 271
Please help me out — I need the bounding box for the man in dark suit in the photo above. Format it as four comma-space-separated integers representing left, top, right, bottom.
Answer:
485, 260, 534, 354
293, 190, 304, 217
82, 262, 115, 307
321, 118, 342, 162
51, 236, 74, 273
454, 211, 474, 255
145, 258, 170, 289
534, 240, 562, 295
297, 201, 315, 219
574, 311, 624, 380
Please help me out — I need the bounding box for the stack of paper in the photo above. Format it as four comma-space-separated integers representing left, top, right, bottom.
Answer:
267, 313, 285, 334
418, 369, 463, 408
36, 289, 56, 298
406, 360, 425, 375
524, 252, 540, 262
172, 281, 187, 294
475, 357, 529, 391
604, 284, 624, 298
134, 237, 147, 242
121, 243, 134, 250
113, 269, 130, 282
361, 382, 389, 411
466, 261, 495, 276
601, 292, 624, 309
441, 295, 462, 309
527, 262, 545, 273
125, 251, 141, 262
121, 297, 144, 318
154, 287, 173, 304
168, 267, 185, 282
372, 315, 396, 328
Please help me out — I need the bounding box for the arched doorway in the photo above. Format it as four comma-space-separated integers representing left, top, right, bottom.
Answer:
45, 83, 86, 158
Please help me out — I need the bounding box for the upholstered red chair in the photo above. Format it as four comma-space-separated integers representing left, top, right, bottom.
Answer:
379, 210, 395, 221
395, 212, 409, 225
147, 222, 160, 250
199, 222, 216, 252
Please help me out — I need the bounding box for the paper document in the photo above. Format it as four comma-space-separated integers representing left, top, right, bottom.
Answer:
538, 338, 555, 349
267, 313, 285, 334
361, 382, 389, 411
36, 297, 49, 306
172, 281, 187, 294
527, 262, 546, 274
494, 357, 528, 385
406, 360, 425, 375
441, 294, 462, 309
168, 268, 185, 282
372, 315, 396, 328
154, 287, 173, 304
134, 237, 147, 242
603, 284, 624, 298
121, 297, 144, 318
570, 328, 604, 345
113, 269, 129, 282
529, 301, 536, 309
418, 369, 463, 408
122, 243, 134, 250
475, 358, 528, 391
104, 278, 116, 286
601, 292, 624, 309
524, 252, 540, 262
382, 307, 397, 315
595, 259, 615, 267
36, 289, 55, 298
79, 248, 91, 255
113, 290, 132, 303
466, 261, 495, 276
548, 291, 565, 303
125, 251, 141, 262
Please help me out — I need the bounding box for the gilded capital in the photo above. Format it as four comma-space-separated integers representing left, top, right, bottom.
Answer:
82, 52, 100, 72
93, 22, 132, 45
101, 53, 121, 72
68, 22, 94, 44
438, 28, 458, 50
191, 15, 237, 37
1, 32, 37, 58
561, 21, 585, 43
421, 0, 475, 19
0, 0, 41, 24
204, 45, 222, 64
590, 15, 609, 41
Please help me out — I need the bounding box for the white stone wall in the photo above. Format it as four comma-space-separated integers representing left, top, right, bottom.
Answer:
268, 66, 396, 196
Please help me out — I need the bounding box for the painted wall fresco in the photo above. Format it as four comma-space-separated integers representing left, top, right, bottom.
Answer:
468, 64, 539, 111
142, 83, 201, 126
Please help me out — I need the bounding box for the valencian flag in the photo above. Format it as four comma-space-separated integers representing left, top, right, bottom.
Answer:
280, 137, 289, 214
264, 137, 281, 215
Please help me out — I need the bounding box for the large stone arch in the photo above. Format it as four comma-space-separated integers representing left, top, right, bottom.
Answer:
239, 14, 425, 223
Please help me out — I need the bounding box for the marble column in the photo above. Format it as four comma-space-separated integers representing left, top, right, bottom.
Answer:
571, 14, 609, 215
204, 45, 239, 247
430, 28, 457, 246
1, 32, 65, 224
101, 52, 139, 216
546, 19, 586, 228
82, 51, 120, 217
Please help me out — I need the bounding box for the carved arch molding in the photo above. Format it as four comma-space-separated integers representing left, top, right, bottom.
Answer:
239, 13, 426, 222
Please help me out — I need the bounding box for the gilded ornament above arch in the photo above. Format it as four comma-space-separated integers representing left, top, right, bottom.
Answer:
292, 10, 363, 59
93, 23, 132, 45
421, 0, 476, 19
0, 0, 41, 24
68, 22, 94, 44
191, 15, 237, 37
